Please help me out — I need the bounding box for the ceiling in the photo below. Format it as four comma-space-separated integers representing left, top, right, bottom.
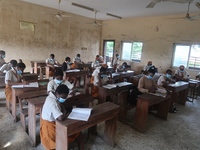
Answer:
20, 0, 200, 20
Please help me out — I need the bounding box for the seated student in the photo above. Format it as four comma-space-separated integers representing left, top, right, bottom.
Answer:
73, 54, 84, 64
175, 65, 189, 81
90, 64, 110, 98
5, 62, 26, 102
157, 69, 175, 87
118, 62, 131, 72
0, 50, 6, 67
92, 55, 100, 67
47, 69, 74, 94
142, 61, 157, 74
0, 59, 18, 75
138, 68, 159, 93
113, 54, 120, 71
40, 84, 81, 150
62, 57, 71, 71
99, 55, 104, 63
46, 54, 59, 76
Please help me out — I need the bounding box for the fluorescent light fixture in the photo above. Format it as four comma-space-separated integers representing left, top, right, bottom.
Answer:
106, 13, 122, 19
71, 2, 94, 12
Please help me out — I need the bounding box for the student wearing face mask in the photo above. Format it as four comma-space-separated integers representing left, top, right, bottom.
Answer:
5, 62, 26, 102
74, 54, 84, 64
40, 84, 82, 150
62, 57, 71, 71
47, 69, 73, 94
113, 54, 120, 71
0, 50, 6, 67
157, 69, 175, 87
0, 59, 18, 75
92, 55, 100, 68
175, 65, 189, 81
46, 54, 60, 77
138, 68, 159, 93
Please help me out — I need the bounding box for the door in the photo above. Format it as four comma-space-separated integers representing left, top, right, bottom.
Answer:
103, 40, 115, 67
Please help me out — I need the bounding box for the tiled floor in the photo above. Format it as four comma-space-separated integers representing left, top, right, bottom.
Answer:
0, 88, 200, 150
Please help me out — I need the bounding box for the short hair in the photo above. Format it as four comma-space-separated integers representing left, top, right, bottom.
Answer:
55, 84, 69, 95
17, 62, 26, 69
50, 54, 55, 58
148, 68, 156, 74
65, 57, 70, 61
10, 60, 17, 67
55, 69, 64, 77
166, 69, 172, 74
77, 54, 80, 57
123, 62, 127, 66
96, 55, 99, 58
0, 50, 5, 55
100, 66, 108, 72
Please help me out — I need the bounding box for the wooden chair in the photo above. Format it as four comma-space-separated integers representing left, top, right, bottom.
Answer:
18, 90, 48, 131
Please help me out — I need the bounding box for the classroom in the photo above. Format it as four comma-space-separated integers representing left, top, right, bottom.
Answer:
0, 0, 200, 150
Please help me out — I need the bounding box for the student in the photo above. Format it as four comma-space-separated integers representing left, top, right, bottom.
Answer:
92, 55, 100, 67
62, 57, 71, 71
175, 65, 189, 81
74, 54, 84, 64
99, 55, 104, 63
91, 64, 110, 98
40, 84, 81, 150
113, 54, 120, 71
0, 59, 18, 75
0, 50, 6, 67
47, 69, 74, 94
157, 69, 175, 87
46, 54, 59, 76
5, 62, 26, 102
138, 68, 158, 93
118, 62, 131, 72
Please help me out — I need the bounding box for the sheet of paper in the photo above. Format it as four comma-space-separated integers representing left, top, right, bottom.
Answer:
103, 84, 117, 89
24, 82, 39, 88
66, 69, 80, 72
68, 108, 93, 121
12, 85, 24, 88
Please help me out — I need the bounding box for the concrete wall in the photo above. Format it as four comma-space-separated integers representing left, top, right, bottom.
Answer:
0, 0, 102, 71
102, 15, 200, 78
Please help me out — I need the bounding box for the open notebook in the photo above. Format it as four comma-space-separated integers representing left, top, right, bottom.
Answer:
149, 88, 167, 98
68, 108, 93, 121
12, 82, 39, 88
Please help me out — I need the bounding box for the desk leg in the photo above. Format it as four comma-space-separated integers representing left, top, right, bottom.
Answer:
45, 67, 49, 79
169, 91, 176, 112
157, 99, 170, 120
98, 89, 106, 104
11, 90, 17, 122
134, 99, 149, 132
103, 116, 117, 147
28, 103, 36, 147
34, 63, 38, 74
56, 122, 68, 150
178, 89, 188, 105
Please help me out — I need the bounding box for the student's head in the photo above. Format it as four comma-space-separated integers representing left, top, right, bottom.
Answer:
55, 84, 69, 103
54, 69, 64, 81
166, 69, 172, 78
147, 61, 152, 66
50, 54, 55, 59
116, 54, 119, 58
0, 50, 6, 59
179, 65, 185, 71
10, 60, 17, 67
65, 57, 71, 63
96, 55, 99, 60
16, 62, 26, 74
77, 54, 80, 58
147, 68, 156, 79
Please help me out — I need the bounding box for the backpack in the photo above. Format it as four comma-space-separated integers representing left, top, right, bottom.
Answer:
127, 85, 142, 106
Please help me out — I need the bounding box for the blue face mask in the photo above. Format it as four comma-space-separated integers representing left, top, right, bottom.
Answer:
57, 97, 66, 103
166, 74, 171, 78
55, 79, 63, 85
180, 69, 184, 73
1, 55, 5, 59
101, 74, 107, 78
68, 62, 71, 65
96, 60, 99, 63
147, 75, 153, 80
17, 70, 22, 75
117, 56, 120, 59
50, 58, 54, 61
122, 65, 125, 69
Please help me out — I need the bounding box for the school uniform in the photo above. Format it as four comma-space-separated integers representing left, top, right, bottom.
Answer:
0, 63, 11, 73
175, 69, 189, 79
47, 79, 73, 93
40, 92, 79, 149
157, 75, 174, 86
138, 76, 158, 93
4, 68, 22, 102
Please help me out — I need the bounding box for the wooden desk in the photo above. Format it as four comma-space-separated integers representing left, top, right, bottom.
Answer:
28, 94, 93, 147
188, 79, 200, 102
98, 82, 132, 104
33, 61, 46, 79
166, 81, 189, 110
135, 93, 171, 132
28, 96, 46, 147
11, 81, 48, 122
56, 102, 119, 150
23, 73, 38, 81
45, 66, 62, 79
76, 63, 91, 69
112, 70, 134, 83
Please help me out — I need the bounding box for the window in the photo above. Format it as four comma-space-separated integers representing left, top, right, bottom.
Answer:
172, 44, 200, 70
121, 42, 143, 62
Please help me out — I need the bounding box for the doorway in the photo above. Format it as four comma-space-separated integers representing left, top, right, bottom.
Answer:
103, 40, 115, 67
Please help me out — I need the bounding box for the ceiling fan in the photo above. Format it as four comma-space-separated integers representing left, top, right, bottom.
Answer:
42, 0, 70, 21
87, 10, 103, 26
146, 0, 193, 8
169, 1, 200, 21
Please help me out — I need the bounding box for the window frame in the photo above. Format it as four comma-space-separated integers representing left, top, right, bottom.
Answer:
121, 41, 143, 62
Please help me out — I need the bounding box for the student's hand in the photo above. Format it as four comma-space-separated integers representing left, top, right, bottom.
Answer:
148, 88, 156, 93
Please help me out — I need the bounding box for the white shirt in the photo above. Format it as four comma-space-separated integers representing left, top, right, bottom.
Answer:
74, 57, 82, 63
175, 69, 189, 79
46, 58, 58, 65
143, 65, 151, 71
47, 79, 73, 93
92, 67, 109, 86
5, 68, 21, 85
0, 63, 11, 73
157, 75, 167, 86
113, 58, 119, 66
41, 92, 63, 122
92, 61, 100, 68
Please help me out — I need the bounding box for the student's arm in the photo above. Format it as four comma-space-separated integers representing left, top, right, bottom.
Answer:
138, 77, 149, 93
6, 80, 23, 86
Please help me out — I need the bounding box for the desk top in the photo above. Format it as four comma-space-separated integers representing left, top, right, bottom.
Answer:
27, 96, 46, 106
56, 102, 119, 135
167, 81, 189, 87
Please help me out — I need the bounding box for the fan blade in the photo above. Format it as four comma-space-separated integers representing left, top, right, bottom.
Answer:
146, 0, 161, 8
61, 14, 71, 18
196, 2, 200, 9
